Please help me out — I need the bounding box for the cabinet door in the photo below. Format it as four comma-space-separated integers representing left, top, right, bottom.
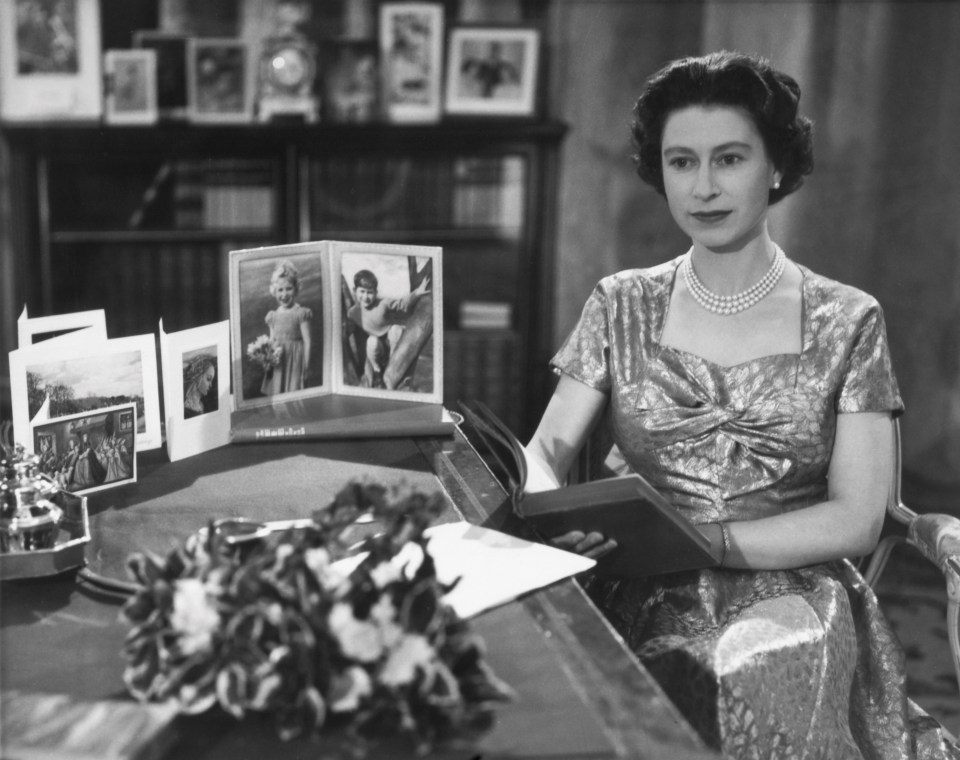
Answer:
41, 152, 283, 336
304, 149, 532, 431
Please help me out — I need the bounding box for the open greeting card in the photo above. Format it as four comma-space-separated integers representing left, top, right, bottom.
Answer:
228, 240, 454, 441
10, 312, 161, 453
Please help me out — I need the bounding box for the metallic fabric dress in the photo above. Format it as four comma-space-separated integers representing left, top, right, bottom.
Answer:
552, 256, 959, 759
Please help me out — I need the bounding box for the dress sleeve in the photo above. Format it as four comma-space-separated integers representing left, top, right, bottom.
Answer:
299, 306, 313, 323
836, 302, 904, 416
549, 283, 612, 392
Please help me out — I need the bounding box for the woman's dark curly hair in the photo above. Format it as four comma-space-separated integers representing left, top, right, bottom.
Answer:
631, 51, 814, 205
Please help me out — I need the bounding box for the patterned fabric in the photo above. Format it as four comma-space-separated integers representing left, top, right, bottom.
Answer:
552, 256, 959, 759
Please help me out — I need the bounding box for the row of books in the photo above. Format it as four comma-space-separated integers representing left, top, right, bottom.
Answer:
307, 155, 526, 234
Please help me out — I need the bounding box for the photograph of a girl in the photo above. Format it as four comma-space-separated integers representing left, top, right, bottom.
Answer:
524, 51, 959, 758
236, 252, 324, 404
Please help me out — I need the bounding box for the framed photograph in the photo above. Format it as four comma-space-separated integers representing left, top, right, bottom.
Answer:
104, 49, 158, 125
322, 39, 379, 123
9, 333, 162, 452
187, 38, 252, 123
31, 403, 138, 496
17, 306, 106, 348
444, 27, 540, 117
159, 319, 231, 462
133, 31, 188, 119
379, 2, 444, 123
0, 0, 103, 122
229, 242, 332, 411
332, 241, 442, 403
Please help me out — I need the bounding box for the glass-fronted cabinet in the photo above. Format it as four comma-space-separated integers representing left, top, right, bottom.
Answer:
5, 121, 565, 433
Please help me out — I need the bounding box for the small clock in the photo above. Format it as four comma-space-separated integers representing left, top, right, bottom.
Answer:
258, 37, 319, 122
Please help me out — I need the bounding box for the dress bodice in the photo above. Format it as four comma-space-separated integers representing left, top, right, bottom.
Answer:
552, 256, 903, 526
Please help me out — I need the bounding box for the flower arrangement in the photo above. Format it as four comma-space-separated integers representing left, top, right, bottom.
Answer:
246, 334, 282, 371
119, 481, 513, 754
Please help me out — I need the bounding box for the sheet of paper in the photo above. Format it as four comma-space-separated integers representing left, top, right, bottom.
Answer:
334, 522, 595, 620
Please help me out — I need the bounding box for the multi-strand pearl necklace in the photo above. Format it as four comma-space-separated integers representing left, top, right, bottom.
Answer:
682, 245, 786, 316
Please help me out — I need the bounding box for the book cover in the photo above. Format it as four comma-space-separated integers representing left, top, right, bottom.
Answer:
459, 400, 721, 579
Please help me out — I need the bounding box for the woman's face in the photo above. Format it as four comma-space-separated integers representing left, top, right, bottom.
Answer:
660, 105, 781, 253
198, 365, 215, 396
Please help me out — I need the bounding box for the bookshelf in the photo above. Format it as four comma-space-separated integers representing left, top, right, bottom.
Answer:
2, 120, 566, 434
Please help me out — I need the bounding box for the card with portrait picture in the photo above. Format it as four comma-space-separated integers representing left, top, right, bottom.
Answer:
228, 240, 442, 413
378, 2, 444, 123
159, 319, 231, 462
30, 403, 138, 496
9, 333, 162, 452
104, 48, 158, 125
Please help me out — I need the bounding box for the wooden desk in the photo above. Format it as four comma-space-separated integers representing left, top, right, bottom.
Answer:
0, 431, 717, 759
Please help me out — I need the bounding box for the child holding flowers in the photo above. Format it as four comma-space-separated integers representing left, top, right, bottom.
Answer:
259, 259, 313, 396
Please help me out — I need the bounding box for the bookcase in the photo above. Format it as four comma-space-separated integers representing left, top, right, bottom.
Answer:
2, 120, 566, 435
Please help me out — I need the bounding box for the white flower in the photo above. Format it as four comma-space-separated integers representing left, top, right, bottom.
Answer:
370, 595, 403, 649
392, 542, 425, 580
329, 666, 373, 713
170, 578, 220, 655
369, 560, 402, 589
380, 633, 435, 686
306, 547, 350, 593
328, 602, 383, 663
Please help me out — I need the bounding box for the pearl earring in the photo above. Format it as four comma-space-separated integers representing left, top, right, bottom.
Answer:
773, 180, 781, 190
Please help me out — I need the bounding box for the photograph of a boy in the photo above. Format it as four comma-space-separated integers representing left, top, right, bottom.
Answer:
237, 252, 324, 402
341, 252, 434, 393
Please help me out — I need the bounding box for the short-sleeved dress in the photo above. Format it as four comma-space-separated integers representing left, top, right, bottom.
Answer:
262, 304, 312, 396
552, 256, 959, 759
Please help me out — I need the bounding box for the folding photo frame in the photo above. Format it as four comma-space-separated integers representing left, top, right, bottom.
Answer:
0, 0, 103, 122
444, 26, 540, 117
378, 2, 444, 123
228, 240, 442, 411
9, 333, 162, 452
104, 48, 158, 125
17, 306, 106, 348
31, 402, 138, 496
159, 319, 231, 462
187, 38, 252, 123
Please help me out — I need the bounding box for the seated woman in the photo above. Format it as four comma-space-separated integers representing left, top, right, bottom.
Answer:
525, 51, 959, 758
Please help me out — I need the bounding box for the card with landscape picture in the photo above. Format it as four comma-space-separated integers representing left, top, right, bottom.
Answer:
229, 240, 442, 411
9, 333, 161, 452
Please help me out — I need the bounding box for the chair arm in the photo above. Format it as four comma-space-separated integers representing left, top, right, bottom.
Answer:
907, 513, 960, 601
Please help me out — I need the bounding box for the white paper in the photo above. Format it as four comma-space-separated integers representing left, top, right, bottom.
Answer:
159, 319, 232, 462
333, 523, 595, 620
17, 306, 107, 349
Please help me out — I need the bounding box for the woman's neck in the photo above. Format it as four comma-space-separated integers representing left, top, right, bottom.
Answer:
689, 235, 779, 296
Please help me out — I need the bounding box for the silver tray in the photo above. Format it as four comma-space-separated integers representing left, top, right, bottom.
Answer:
0, 489, 89, 580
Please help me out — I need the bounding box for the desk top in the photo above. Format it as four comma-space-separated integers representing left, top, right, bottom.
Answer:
1, 431, 716, 760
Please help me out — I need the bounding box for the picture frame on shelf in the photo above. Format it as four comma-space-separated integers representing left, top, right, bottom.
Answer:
332, 241, 442, 404
322, 38, 379, 123
103, 49, 158, 125
0, 0, 103, 122
229, 242, 332, 411
9, 333, 162, 452
133, 31, 189, 119
378, 2, 444, 124
444, 26, 540, 117
31, 403, 138, 496
159, 319, 231, 462
186, 38, 252, 123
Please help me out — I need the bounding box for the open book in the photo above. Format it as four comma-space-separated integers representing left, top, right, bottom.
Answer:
459, 401, 722, 579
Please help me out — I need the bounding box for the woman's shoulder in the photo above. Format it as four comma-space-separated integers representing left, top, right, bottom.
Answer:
799, 264, 884, 317
595, 256, 681, 297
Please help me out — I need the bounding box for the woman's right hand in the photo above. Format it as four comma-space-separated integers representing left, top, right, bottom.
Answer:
549, 530, 617, 560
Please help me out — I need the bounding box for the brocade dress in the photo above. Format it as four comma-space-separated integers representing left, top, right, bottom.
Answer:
552, 256, 960, 760
261, 304, 312, 396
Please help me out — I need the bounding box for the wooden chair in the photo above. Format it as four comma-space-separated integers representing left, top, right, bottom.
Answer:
860, 419, 960, 703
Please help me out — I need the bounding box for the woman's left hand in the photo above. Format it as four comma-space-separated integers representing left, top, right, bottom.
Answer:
549, 530, 618, 559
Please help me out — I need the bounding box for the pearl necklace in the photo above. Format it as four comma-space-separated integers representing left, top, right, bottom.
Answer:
682, 246, 786, 316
